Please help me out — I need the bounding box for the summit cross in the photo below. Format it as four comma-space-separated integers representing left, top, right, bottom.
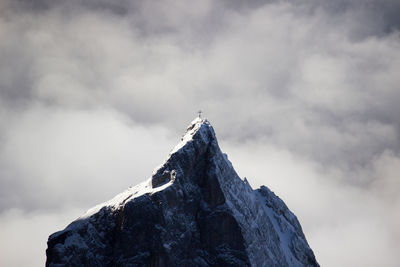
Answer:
198, 110, 203, 118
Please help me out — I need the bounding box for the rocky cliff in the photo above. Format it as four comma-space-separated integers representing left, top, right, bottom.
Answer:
46, 118, 319, 267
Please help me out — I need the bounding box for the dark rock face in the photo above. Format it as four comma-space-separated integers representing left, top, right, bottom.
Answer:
46, 118, 319, 267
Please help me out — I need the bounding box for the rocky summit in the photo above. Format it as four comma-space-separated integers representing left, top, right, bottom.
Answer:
46, 118, 319, 267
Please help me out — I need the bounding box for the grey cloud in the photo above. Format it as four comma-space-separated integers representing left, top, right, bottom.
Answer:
1, 0, 400, 266
0, 0, 398, 181
0, 0, 399, 183
280, 0, 400, 36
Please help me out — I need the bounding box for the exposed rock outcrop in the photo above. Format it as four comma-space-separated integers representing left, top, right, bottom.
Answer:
46, 118, 318, 267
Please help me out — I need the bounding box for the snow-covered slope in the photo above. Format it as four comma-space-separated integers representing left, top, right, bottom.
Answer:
46, 118, 318, 267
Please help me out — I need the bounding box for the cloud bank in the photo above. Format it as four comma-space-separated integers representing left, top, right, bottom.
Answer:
0, 0, 399, 266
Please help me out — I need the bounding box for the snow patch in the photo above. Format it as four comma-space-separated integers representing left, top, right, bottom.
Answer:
80, 178, 174, 219
170, 117, 205, 155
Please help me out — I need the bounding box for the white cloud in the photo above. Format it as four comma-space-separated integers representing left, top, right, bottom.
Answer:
221, 140, 400, 266
0, 208, 83, 267
0, 105, 175, 211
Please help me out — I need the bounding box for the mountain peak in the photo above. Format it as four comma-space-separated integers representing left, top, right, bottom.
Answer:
169, 117, 213, 156
152, 117, 217, 188
46, 119, 319, 267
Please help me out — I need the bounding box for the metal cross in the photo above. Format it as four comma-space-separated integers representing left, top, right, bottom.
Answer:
198, 110, 203, 118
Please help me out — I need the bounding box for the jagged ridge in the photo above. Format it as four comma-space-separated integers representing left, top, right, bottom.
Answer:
46, 118, 319, 267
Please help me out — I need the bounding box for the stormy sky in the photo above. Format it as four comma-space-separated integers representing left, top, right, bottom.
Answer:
0, 0, 399, 266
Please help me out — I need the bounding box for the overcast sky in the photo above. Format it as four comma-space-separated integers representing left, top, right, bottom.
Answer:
0, 0, 399, 266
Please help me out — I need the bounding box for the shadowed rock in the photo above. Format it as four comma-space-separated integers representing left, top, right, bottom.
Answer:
46, 118, 319, 267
